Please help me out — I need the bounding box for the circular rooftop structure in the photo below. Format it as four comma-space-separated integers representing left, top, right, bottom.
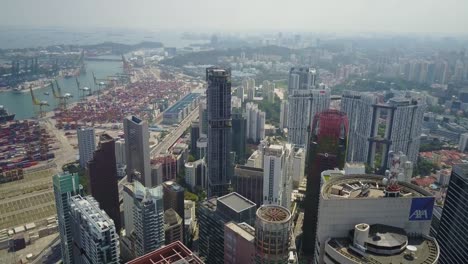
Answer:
256, 205, 291, 223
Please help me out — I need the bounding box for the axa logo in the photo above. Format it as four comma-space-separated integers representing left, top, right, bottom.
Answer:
409, 197, 434, 221
409, 209, 428, 220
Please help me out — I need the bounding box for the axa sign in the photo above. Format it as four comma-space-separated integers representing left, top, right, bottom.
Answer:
409, 197, 435, 221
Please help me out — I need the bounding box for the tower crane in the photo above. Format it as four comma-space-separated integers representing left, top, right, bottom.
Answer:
50, 80, 72, 110
29, 85, 49, 117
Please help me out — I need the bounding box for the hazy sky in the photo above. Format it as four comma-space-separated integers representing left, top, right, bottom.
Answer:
1, 0, 468, 34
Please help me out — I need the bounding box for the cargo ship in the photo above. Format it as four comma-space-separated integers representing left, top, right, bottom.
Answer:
0, 106, 15, 123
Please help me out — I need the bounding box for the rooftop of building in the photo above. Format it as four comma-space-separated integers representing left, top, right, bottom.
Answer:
322, 175, 432, 199
125, 241, 204, 264
326, 224, 439, 264
225, 222, 255, 242
218, 192, 256, 213
162, 181, 184, 192
256, 205, 291, 223
129, 115, 143, 124
70, 195, 114, 232
99, 133, 114, 142
164, 209, 182, 227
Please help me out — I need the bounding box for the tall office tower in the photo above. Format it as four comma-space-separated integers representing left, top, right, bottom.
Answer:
69, 195, 120, 263
342, 91, 426, 172
231, 110, 247, 164
262, 144, 293, 208
341, 91, 378, 163
53, 172, 81, 264
126, 241, 204, 264
164, 209, 183, 245
86, 133, 121, 232
246, 102, 266, 142
124, 115, 152, 187
237, 86, 244, 103
436, 164, 468, 264
255, 205, 292, 264
245, 78, 255, 101
291, 147, 305, 188
288, 67, 317, 93
315, 175, 438, 263
279, 100, 289, 130
224, 222, 255, 264
302, 110, 348, 257
161, 181, 185, 225
232, 165, 263, 207
190, 121, 200, 159
77, 127, 95, 168
198, 192, 256, 263
206, 67, 232, 197
287, 89, 330, 146
123, 181, 165, 257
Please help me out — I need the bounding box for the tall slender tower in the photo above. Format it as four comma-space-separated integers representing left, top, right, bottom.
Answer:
206, 67, 232, 197
87, 133, 121, 232
77, 127, 95, 168
302, 110, 348, 258
124, 115, 152, 187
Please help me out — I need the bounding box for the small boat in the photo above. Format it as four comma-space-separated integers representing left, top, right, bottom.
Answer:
0, 106, 15, 123
44, 92, 50, 96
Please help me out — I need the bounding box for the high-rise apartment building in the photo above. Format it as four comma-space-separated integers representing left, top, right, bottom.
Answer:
237, 86, 244, 103
77, 127, 95, 168
224, 222, 255, 264
342, 91, 426, 172
124, 116, 152, 187
288, 67, 317, 92
262, 144, 293, 208
287, 88, 330, 146
246, 102, 265, 143
315, 175, 438, 263
436, 164, 468, 264
279, 100, 289, 130
198, 192, 256, 263
302, 110, 348, 257
206, 67, 232, 197
255, 205, 292, 264
87, 133, 121, 232
123, 181, 165, 257
53, 172, 81, 264
69, 195, 120, 263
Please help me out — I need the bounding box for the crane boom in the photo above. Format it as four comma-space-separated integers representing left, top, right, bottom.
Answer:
29, 86, 40, 105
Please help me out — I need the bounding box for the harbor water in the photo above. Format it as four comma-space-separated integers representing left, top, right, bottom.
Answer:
0, 60, 123, 119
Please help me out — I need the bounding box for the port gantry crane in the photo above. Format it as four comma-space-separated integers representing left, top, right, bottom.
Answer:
50, 80, 72, 111
92, 72, 108, 100
29, 85, 49, 117
75, 77, 90, 101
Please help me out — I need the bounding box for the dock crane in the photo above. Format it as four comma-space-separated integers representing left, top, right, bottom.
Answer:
50, 80, 72, 110
122, 54, 132, 73
29, 85, 49, 117
92, 72, 108, 100
75, 77, 90, 101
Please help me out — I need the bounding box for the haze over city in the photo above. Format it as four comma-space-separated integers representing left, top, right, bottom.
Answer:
1, 0, 468, 34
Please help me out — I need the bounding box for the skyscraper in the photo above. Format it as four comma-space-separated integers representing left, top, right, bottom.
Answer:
287, 88, 330, 146
206, 67, 232, 197
262, 144, 293, 208
164, 208, 183, 245
77, 127, 95, 168
255, 205, 292, 264
53, 172, 81, 264
69, 195, 120, 263
288, 67, 317, 92
315, 175, 438, 263
231, 110, 247, 164
224, 222, 255, 264
198, 192, 256, 263
132, 182, 165, 257
302, 110, 348, 257
124, 115, 152, 187
342, 91, 426, 172
246, 102, 265, 143
232, 165, 263, 207
436, 164, 468, 264
161, 181, 185, 226
279, 100, 289, 130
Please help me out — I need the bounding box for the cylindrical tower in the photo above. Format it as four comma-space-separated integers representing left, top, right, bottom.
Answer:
255, 205, 292, 264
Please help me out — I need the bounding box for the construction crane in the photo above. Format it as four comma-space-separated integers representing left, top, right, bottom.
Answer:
75, 77, 90, 101
122, 54, 132, 73
29, 85, 49, 117
50, 80, 72, 110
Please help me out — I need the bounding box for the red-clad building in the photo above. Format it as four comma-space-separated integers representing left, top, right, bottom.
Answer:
126, 241, 204, 264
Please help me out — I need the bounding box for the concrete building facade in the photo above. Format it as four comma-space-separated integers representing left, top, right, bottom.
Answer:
224, 222, 255, 264
124, 116, 152, 187
77, 127, 95, 168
